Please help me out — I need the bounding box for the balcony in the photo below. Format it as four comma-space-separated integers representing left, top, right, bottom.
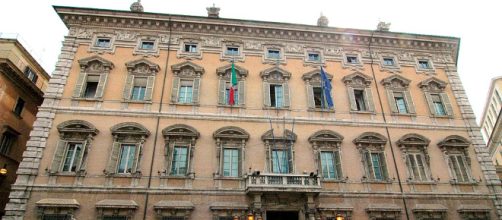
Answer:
245, 173, 321, 193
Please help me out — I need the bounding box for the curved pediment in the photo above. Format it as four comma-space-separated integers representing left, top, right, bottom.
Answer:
302, 69, 333, 82
381, 74, 411, 88
171, 61, 205, 76
213, 126, 250, 140
396, 133, 430, 146
308, 130, 344, 144
125, 58, 160, 74
260, 67, 292, 81
216, 64, 248, 78
438, 135, 470, 149
261, 129, 297, 142
111, 122, 150, 137
418, 77, 447, 91
57, 120, 99, 136
78, 55, 114, 71
342, 71, 373, 86
353, 132, 387, 145
162, 124, 200, 139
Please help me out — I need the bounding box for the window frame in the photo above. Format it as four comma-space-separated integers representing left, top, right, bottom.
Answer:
342, 72, 375, 113
73, 56, 114, 100
123, 59, 159, 103
414, 55, 435, 73
437, 135, 475, 184
353, 132, 390, 183
213, 126, 249, 179
397, 133, 434, 184
302, 69, 335, 111
162, 124, 200, 179
0, 128, 18, 156
170, 61, 204, 105
263, 45, 285, 64
262, 129, 296, 174
170, 145, 190, 176
24, 67, 38, 83
61, 142, 85, 173
419, 77, 453, 118
260, 67, 291, 109
95, 38, 111, 48
12, 97, 25, 117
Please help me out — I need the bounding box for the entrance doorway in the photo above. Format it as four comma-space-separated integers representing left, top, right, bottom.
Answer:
266, 211, 299, 220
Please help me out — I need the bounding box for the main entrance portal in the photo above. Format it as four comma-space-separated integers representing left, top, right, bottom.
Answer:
266, 211, 299, 220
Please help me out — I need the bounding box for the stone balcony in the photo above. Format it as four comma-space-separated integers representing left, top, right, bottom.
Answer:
245, 173, 321, 193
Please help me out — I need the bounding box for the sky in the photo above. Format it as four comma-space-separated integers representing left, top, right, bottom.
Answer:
1, 0, 501, 121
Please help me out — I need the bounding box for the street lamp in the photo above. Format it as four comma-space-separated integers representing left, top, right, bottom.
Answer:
0, 168, 7, 175
335, 214, 344, 220
247, 212, 254, 220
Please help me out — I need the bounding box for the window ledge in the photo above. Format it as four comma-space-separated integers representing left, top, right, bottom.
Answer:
350, 110, 375, 115
122, 100, 153, 104
308, 108, 335, 113
431, 115, 453, 119
449, 180, 479, 185
107, 172, 142, 178
391, 113, 417, 116
361, 178, 393, 184
48, 171, 86, 177
321, 179, 346, 183
160, 174, 195, 179
217, 104, 245, 109
72, 97, 103, 102
171, 103, 199, 106
263, 107, 290, 110
406, 180, 438, 185
11, 111, 23, 119
213, 176, 244, 181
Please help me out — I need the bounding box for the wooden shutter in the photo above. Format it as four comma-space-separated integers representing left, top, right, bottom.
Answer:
263, 82, 271, 107
238, 148, 243, 177
170, 77, 180, 103
365, 87, 375, 112
386, 90, 398, 113
306, 85, 315, 109
380, 153, 389, 179
144, 76, 155, 101
73, 72, 87, 97
347, 87, 357, 111
106, 141, 121, 174
283, 83, 290, 108
132, 142, 142, 173
334, 151, 342, 179
440, 92, 454, 117
75, 140, 88, 172
123, 75, 134, 100
363, 151, 373, 179
424, 92, 437, 116
95, 73, 108, 98
404, 90, 416, 114
50, 140, 67, 173
405, 154, 413, 179
218, 79, 226, 105
192, 78, 201, 104
238, 80, 245, 106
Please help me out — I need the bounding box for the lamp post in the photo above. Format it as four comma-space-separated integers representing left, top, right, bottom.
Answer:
0, 166, 7, 184
335, 214, 344, 220
247, 212, 254, 220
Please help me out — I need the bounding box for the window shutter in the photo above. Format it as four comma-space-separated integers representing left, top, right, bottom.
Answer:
192, 78, 201, 104
123, 75, 134, 100
283, 83, 290, 108
76, 140, 88, 172
238, 148, 243, 177
170, 77, 180, 103
132, 142, 142, 173
405, 154, 413, 179
363, 151, 373, 179
306, 85, 315, 109
238, 80, 245, 106
95, 73, 108, 98
440, 92, 454, 117
73, 72, 87, 97
380, 153, 388, 179
347, 87, 357, 111
144, 76, 155, 101
404, 90, 416, 114
365, 87, 375, 112
106, 142, 121, 174
334, 151, 342, 179
263, 82, 271, 107
218, 79, 226, 105
424, 92, 437, 116
386, 90, 398, 113
50, 140, 67, 173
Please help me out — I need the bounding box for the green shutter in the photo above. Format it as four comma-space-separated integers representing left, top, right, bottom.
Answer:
405, 154, 413, 179
334, 151, 342, 179
95, 73, 108, 98
307, 85, 315, 109
106, 142, 121, 174
238, 80, 245, 106
50, 140, 67, 173
218, 79, 226, 105
386, 90, 398, 113
192, 78, 201, 104
263, 82, 271, 107
171, 77, 180, 103
365, 87, 375, 112
404, 90, 416, 114
144, 76, 155, 101
440, 92, 454, 117
73, 72, 87, 97
363, 151, 373, 179
132, 142, 142, 173
238, 148, 243, 177
75, 140, 88, 172
347, 87, 357, 111
283, 83, 290, 108
424, 92, 436, 116
123, 75, 134, 100
380, 153, 388, 180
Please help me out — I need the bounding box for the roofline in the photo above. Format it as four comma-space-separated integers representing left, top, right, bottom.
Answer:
0, 38, 50, 79
480, 76, 502, 126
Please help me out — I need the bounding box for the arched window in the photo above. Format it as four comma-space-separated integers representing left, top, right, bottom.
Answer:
438, 135, 474, 183
308, 130, 344, 180
353, 132, 389, 182
262, 129, 296, 173
396, 133, 432, 182
162, 124, 200, 177
170, 61, 205, 105
260, 67, 291, 109
216, 64, 248, 106
213, 126, 250, 177
123, 58, 160, 102
73, 56, 114, 99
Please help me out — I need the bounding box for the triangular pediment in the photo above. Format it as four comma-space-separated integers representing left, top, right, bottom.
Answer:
381, 74, 411, 88
57, 120, 99, 135
78, 55, 114, 70
302, 69, 333, 82
260, 66, 291, 80
171, 61, 204, 76
216, 64, 248, 78
126, 58, 160, 74
342, 71, 373, 86
418, 77, 447, 91
438, 135, 470, 149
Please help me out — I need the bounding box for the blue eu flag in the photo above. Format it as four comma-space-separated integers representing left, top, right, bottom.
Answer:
320, 67, 334, 108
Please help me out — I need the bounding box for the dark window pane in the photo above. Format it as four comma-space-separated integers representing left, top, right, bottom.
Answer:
308, 53, 320, 61
313, 87, 323, 108
346, 56, 358, 64
83, 81, 98, 98
141, 41, 154, 50
13, 98, 25, 116
0, 132, 16, 155
103, 216, 128, 220
354, 89, 366, 111
42, 214, 71, 220
267, 50, 280, 59
226, 47, 239, 56
419, 60, 430, 69
96, 38, 111, 48
383, 58, 394, 66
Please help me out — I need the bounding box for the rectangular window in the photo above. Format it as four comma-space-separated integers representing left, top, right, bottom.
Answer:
184, 43, 198, 53
407, 153, 428, 181
371, 152, 384, 180
320, 151, 342, 179
431, 94, 446, 115
61, 142, 83, 172
131, 77, 147, 100
103, 216, 128, 220
95, 38, 111, 48
354, 89, 367, 111
42, 214, 72, 220
393, 92, 408, 113
313, 87, 323, 108
271, 149, 290, 174
365, 151, 387, 181
270, 84, 283, 108
224, 82, 239, 105
267, 49, 281, 59
449, 154, 470, 182
117, 144, 136, 174
178, 80, 193, 103
83, 75, 100, 98
171, 146, 188, 175
383, 58, 395, 66
0, 132, 16, 155
140, 41, 155, 50
308, 53, 320, 61
222, 148, 239, 177
13, 97, 25, 116
496, 90, 502, 103
418, 60, 430, 69
346, 55, 358, 64
24, 67, 38, 83
225, 47, 240, 56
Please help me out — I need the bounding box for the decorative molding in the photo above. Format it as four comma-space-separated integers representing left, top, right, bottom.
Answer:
88, 32, 116, 54
133, 35, 160, 57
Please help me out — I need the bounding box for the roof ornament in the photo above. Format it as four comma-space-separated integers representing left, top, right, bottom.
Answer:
377, 21, 391, 32
207, 3, 220, 18
130, 0, 144, 12
317, 12, 329, 27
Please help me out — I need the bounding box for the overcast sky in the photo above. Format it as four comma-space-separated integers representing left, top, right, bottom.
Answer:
2, 0, 501, 121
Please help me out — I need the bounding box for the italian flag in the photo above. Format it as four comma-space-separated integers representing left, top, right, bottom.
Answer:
228, 62, 238, 105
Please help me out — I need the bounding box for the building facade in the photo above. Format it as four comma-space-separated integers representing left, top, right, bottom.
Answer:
3, 3, 502, 220
480, 77, 502, 178
0, 37, 49, 216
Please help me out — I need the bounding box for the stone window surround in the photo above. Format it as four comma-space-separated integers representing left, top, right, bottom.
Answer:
262, 44, 286, 64
170, 61, 205, 105
154, 200, 194, 220
304, 47, 325, 66
133, 35, 160, 57
342, 71, 375, 113
261, 129, 297, 173
73, 56, 114, 101
317, 205, 353, 220
221, 40, 245, 62
381, 74, 416, 115
438, 135, 477, 184
302, 69, 335, 111
0, 125, 20, 156
123, 58, 160, 103
162, 124, 200, 178
216, 64, 248, 107
365, 204, 402, 220
177, 37, 202, 60
457, 204, 491, 220
36, 198, 80, 220
213, 126, 250, 179
342, 51, 364, 69
418, 77, 453, 118
353, 132, 391, 183
308, 130, 345, 182
379, 52, 401, 72
89, 32, 117, 54
96, 199, 138, 220
260, 66, 292, 109
412, 204, 448, 220
415, 54, 435, 74
209, 202, 248, 220
396, 133, 435, 183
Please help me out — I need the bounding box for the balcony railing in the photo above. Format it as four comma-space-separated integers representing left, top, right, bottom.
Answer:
246, 173, 321, 193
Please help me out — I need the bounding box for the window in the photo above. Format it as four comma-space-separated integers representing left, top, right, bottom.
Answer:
407, 153, 429, 181
103, 216, 128, 220
225, 47, 239, 56
130, 77, 147, 100
222, 148, 239, 177
184, 43, 198, 53
74, 56, 113, 99
346, 55, 358, 64
163, 124, 199, 178
382, 75, 415, 115
83, 75, 99, 98
13, 97, 25, 116
214, 126, 249, 178
171, 61, 204, 105
431, 94, 446, 116
438, 135, 473, 183
343, 72, 375, 113
262, 129, 296, 174
178, 81, 193, 103
449, 154, 470, 182
261, 67, 291, 108
61, 143, 83, 172
309, 130, 344, 181
95, 38, 111, 48
320, 151, 342, 179
269, 84, 284, 108
308, 53, 320, 61
42, 214, 72, 220
383, 58, 395, 66
123, 59, 159, 102
271, 149, 291, 174
354, 132, 389, 182
393, 92, 408, 113
117, 144, 136, 174
365, 151, 387, 180
418, 60, 430, 69
140, 41, 154, 50
224, 82, 239, 105
267, 49, 281, 59
397, 133, 432, 183
419, 77, 452, 117
354, 89, 367, 111
171, 146, 189, 176
0, 132, 16, 155
313, 87, 323, 108
24, 67, 38, 83
217, 64, 248, 106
